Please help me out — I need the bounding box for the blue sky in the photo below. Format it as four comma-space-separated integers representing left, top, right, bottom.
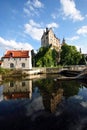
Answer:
0, 0, 87, 57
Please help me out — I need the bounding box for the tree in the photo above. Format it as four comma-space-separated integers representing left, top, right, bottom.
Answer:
79, 54, 86, 65
35, 46, 58, 67
31, 49, 36, 67
60, 43, 82, 65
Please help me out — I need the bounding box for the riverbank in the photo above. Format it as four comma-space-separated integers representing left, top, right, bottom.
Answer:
0, 75, 2, 82
0, 66, 87, 82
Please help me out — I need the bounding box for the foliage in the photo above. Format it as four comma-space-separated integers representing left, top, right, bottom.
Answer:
0, 68, 25, 78
61, 80, 80, 98
32, 43, 83, 67
35, 46, 58, 67
34, 78, 80, 98
31, 49, 36, 67
79, 54, 86, 65
0, 68, 11, 74
60, 44, 82, 65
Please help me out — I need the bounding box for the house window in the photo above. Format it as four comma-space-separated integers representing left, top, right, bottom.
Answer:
22, 63, 25, 68
22, 82, 25, 87
10, 63, 14, 68
10, 82, 14, 87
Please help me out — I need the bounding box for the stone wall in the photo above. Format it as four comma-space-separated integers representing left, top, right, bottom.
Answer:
22, 65, 87, 75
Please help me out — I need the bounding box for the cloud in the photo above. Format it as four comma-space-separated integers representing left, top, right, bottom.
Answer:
24, 20, 59, 41
46, 22, 59, 28
77, 26, 87, 36
0, 37, 33, 51
51, 13, 57, 19
29, 19, 41, 28
51, 8, 61, 19
33, 0, 44, 8
24, 19, 59, 41
24, 0, 44, 16
67, 36, 79, 41
23, 8, 31, 16
60, 0, 84, 21
79, 45, 87, 54
24, 19, 43, 41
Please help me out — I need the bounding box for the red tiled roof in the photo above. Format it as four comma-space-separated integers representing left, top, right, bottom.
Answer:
3, 50, 29, 58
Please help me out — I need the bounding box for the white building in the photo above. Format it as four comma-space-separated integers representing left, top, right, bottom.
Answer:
41, 28, 61, 52
1, 50, 32, 70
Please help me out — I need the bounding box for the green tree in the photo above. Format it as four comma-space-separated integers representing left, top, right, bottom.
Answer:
31, 49, 36, 67
60, 44, 82, 65
35, 46, 58, 67
79, 54, 86, 65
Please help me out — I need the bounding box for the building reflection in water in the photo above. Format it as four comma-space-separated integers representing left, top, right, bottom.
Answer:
2, 78, 64, 113
42, 88, 64, 113
3, 80, 32, 100
2, 76, 81, 114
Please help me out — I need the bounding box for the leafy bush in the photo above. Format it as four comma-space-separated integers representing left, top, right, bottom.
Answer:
0, 68, 11, 74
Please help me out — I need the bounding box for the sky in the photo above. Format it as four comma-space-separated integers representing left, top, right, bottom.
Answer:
0, 0, 87, 57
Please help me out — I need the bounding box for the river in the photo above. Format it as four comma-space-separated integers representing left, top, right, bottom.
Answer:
0, 74, 87, 130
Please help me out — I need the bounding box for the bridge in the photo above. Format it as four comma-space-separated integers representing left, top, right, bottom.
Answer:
22, 65, 87, 75
57, 66, 87, 80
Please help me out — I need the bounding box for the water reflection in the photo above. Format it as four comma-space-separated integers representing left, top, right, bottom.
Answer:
42, 88, 63, 113
0, 78, 84, 113
3, 80, 32, 99
34, 78, 81, 112
0, 75, 87, 129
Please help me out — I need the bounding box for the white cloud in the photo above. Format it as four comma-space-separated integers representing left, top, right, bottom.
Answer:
67, 36, 79, 41
23, 8, 31, 16
24, 19, 43, 41
46, 22, 59, 28
77, 26, 87, 36
29, 19, 41, 28
0, 37, 33, 51
51, 8, 62, 20
79, 45, 87, 54
51, 13, 57, 19
24, 20, 59, 41
60, 0, 84, 21
24, 0, 44, 16
33, 0, 44, 8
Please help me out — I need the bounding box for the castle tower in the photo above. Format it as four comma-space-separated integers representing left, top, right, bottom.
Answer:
41, 28, 61, 52
62, 38, 66, 45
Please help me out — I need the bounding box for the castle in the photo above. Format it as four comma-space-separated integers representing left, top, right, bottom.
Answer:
41, 28, 61, 52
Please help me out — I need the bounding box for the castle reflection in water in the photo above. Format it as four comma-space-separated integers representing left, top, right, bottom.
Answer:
1, 76, 87, 130
42, 88, 63, 113
1, 76, 82, 114
2, 78, 64, 113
